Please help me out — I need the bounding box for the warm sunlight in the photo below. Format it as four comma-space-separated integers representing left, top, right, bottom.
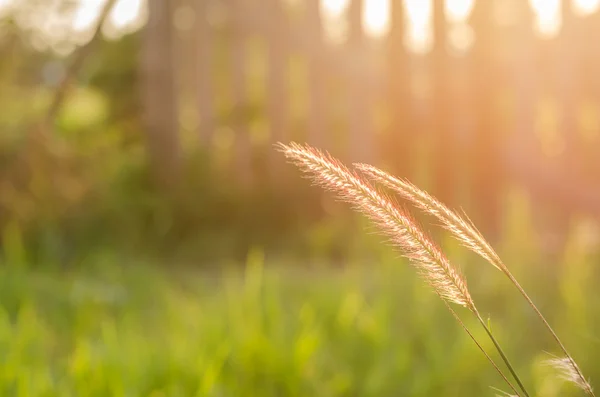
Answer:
529, 0, 562, 38
73, 0, 146, 40
104, 0, 147, 39
110, 0, 144, 29
573, 0, 600, 15
2, 0, 600, 53
0, 0, 10, 17
0, 0, 146, 53
364, 0, 390, 37
320, 0, 472, 43
404, 0, 433, 53
445, 0, 475, 23
72, 0, 104, 33
320, 0, 391, 39
446, 0, 475, 53
396, 0, 475, 53
321, 0, 348, 43
321, 0, 348, 16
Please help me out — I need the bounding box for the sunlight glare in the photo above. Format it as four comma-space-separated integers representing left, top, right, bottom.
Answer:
73, 0, 147, 42
0, 0, 12, 17
529, 0, 562, 38
404, 0, 433, 54
104, 0, 147, 40
73, 0, 104, 33
110, 0, 143, 29
573, 0, 600, 15
445, 0, 474, 23
321, 0, 348, 18
446, 0, 475, 53
321, 0, 349, 43
364, 0, 390, 37
448, 23, 474, 53
7, 0, 597, 56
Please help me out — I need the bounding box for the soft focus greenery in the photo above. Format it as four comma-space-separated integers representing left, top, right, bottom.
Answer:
0, 210, 599, 397
1, 3, 599, 396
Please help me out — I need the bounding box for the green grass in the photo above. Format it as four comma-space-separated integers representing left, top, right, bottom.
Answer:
0, 233, 598, 396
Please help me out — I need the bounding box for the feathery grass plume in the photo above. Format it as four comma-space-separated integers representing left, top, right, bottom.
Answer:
278, 142, 530, 396
356, 163, 595, 397
277, 142, 473, 310
355, 164, 501, 270
545, 356, 594, 393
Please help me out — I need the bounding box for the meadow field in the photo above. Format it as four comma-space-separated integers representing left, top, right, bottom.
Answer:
1, 207, 599, 397
2, 1, 600, 396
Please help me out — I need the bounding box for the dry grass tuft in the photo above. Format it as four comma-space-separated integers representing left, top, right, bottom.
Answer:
545, 356, 594, 393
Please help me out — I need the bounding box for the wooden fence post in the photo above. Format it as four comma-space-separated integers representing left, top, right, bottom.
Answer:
469, 0, 501, 237
198, 0, 215, 147
558, 0, 583, 178
431, 0, 455, 206
142, 0, 181, 189
305, 0, 328, 151
267, 0, 290, 180
540, 0, 590, 253
230, 0, 253, 187
386, 0, 416, 176
587, 6, 600, 183
347, 0, 374, 163
509, 0, 537, 160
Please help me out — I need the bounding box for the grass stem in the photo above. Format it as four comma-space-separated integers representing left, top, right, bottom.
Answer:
475, 310, 530, 397
442, 299, 521, 397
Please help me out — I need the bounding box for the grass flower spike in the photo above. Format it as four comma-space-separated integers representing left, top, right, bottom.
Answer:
278, 142, 530, 396
278, 142, 473, 310
545, 356, 594, 394
356, 163, 595, 397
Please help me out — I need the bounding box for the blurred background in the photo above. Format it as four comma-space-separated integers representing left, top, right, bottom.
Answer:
0, 0, 600, 395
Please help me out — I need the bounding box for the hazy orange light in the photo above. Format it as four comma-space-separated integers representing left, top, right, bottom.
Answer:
321, 0, 348, 17
7, 0, 599, 56
73, 0, 104, 33
321, 0, 390, 39
364, 0, 390, 37
404, 0, 433, 53
321, 0, 349, 43
446, 0, 474, 23
110, 0, 144, 29
104, 0, 147, 40
0, 0, 12, 17
573, 0, 600, 15
529, 0, 561, 38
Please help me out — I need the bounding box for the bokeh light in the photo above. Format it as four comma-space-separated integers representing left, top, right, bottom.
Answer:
573, 0, 600, 15
404, 0, 433, 54
364, 0, 390, 37
446, 0, 474, 23
529, 0, 562, 38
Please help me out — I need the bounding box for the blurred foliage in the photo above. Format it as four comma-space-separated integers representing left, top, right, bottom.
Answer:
0, 3, 598, 396
0, 20, 337, 265
0, 237, 598, 396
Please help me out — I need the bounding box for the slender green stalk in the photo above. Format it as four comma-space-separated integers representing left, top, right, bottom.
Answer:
474, 310, 530, 397
279, 143, 525, 392
503, 270, 595, 397
441, 298, 521, 397
357, 164, 595, 396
